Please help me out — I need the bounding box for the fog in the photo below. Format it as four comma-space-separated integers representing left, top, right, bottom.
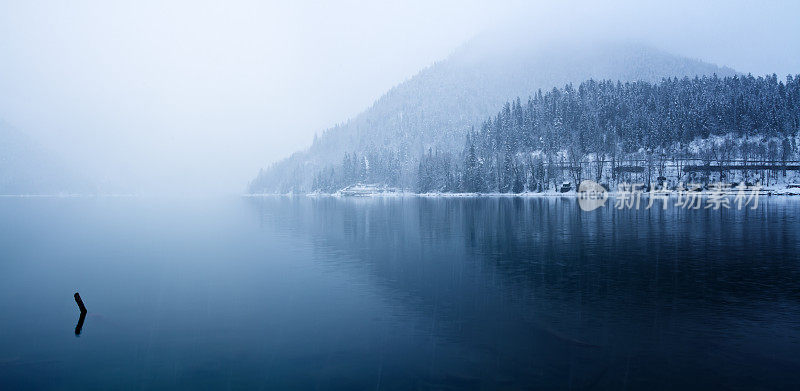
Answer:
1, 0, 798, 194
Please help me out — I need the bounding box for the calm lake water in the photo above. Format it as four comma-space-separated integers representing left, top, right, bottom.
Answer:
1, 196, 799, 390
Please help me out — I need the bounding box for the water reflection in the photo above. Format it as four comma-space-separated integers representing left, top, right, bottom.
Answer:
74, 311, 86, 336
1, 196, 798, 389
250, 196, 800, 389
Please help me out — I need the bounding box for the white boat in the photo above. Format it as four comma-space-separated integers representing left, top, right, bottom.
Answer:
337, 184, 399, 197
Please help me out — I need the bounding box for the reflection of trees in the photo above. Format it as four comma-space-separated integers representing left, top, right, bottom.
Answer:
252, 196, 800, 325
248, 196, 800, 389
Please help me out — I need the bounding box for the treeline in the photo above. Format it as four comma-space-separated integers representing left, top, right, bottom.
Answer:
311, 150, 404, 193
301, 74, 800, 193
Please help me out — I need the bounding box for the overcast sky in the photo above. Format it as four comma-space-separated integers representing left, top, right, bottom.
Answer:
1, 0, 798, 194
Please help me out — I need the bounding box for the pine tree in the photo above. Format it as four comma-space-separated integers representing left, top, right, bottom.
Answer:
462, 142, 484, 193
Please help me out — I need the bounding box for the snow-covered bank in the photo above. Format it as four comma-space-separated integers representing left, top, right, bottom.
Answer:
246, 184, 800, 198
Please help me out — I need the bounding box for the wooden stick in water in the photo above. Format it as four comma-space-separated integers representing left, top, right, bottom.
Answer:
74, 292, 87, 314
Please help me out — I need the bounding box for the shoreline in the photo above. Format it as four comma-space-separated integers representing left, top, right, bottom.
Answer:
246, 188, 800, 198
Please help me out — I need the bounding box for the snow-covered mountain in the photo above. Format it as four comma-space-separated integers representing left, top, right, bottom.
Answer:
249, 40, 736, 193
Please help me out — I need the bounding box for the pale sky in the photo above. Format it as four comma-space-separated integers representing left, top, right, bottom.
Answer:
0, 0, 798, 193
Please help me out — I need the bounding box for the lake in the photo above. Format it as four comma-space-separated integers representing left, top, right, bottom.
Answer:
1, 196, 799, 390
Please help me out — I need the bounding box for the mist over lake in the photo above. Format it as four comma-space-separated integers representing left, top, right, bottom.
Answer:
2, 1, 800, 389
1, 196, 798, 389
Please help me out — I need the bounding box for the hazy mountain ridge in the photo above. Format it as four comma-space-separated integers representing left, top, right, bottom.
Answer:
0, 121, 93, 194
249, 41, 735, 193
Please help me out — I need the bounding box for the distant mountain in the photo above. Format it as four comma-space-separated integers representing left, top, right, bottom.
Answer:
0, 122, 93, 194
249, 40, 736, 193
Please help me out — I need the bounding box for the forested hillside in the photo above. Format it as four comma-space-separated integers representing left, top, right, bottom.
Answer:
249, 41, 735, 193
310, 74, 800, 193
